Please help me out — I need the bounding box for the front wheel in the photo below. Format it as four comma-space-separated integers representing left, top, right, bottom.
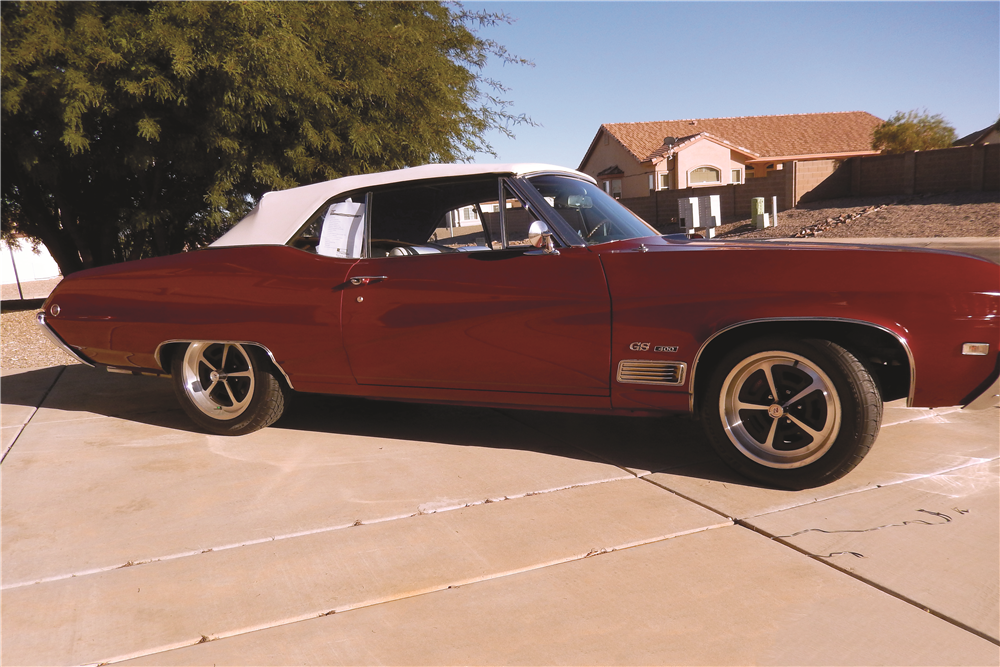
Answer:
171, 342, 288, 435
700, 338, 881, 489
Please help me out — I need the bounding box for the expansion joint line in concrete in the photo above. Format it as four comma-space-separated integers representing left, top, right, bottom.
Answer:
83, 517, 734, 665
1, 474, 642, 591
1, 365, 65, 465
736, 456, 1000, 525
640, 476, 737, 523
736, 517, 1000, 647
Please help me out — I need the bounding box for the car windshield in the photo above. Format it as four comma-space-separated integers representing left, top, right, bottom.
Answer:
527, 174, 659, 245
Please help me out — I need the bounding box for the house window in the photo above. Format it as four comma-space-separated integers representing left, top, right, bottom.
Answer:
659, 173, 670, 190
611, 179, 622, 199
731, 169, 742, 184
690, 166, 721, 185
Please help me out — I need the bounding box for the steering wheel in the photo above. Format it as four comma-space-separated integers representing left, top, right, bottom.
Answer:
585, 219, 611, 241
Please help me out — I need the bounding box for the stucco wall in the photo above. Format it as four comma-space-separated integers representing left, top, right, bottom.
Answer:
579, 132, 649, 199
673, 140, 746, 188
583, 133, 749, 197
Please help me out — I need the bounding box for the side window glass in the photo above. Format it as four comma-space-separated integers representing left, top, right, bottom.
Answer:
368, 176, 534, 257
289, 176, 543, 258
434, 202, 500, 250
433, 186, 539, 250
288, 194, 365, 258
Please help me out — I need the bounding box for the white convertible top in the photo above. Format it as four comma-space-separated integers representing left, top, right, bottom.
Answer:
211, 163, 594, 248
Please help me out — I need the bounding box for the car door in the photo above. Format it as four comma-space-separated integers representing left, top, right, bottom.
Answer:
340, 177, 611, 396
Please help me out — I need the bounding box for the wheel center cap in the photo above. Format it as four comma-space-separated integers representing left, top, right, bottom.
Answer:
210, 370, 221, 382
767, 404, 784, 419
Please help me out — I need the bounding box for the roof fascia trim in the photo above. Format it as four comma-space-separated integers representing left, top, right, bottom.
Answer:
745, 150, 881, 163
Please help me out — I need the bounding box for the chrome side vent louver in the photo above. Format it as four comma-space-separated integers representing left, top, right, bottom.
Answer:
617, 360, 687, 386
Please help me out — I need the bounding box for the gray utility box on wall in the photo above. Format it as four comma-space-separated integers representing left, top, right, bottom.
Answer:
678, 195, 721, 238
751, 197, 774, 229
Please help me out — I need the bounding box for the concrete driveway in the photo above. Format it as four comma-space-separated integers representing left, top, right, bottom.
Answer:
2, 364, 998, 666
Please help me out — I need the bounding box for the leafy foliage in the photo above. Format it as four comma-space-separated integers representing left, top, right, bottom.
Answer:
1, 1, 533, 274
871, 109, 957, 155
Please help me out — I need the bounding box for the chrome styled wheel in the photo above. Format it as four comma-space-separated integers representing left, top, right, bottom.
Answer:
720, 351, 841, 469
701, 338, 881, 489
178, 343, 256, 420
171, 342, 288, 435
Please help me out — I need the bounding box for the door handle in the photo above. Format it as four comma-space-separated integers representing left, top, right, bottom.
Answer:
349, 275, 388, 286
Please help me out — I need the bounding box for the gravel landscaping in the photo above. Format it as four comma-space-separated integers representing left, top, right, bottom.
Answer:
2, 308, 81, 370
3, 192, 998, 371
716, 190, 1000, 239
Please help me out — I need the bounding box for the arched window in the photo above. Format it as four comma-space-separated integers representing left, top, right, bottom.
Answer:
689, 166, 721, 184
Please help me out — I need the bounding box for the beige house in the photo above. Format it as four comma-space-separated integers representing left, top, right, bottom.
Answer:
580, 112, 883, 199
954, 120, 1000, 147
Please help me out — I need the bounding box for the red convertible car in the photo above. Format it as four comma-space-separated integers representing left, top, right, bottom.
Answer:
38, 164, 999, 488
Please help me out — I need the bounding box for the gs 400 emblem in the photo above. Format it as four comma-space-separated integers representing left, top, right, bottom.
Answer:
629, 342, 679, 353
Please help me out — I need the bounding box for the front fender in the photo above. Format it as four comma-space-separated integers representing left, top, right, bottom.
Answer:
599, 242, 999, 411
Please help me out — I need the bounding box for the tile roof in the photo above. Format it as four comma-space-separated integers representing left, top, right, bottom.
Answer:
592, 112, 883, 166
645, 132, 759, 162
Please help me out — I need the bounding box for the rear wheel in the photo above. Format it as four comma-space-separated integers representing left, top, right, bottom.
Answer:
700, 337, 881, 489
171, 342, 288, 435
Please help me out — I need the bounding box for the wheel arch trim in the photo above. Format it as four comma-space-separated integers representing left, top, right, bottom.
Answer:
688, 317, 915, 412
154, 340, 295, 390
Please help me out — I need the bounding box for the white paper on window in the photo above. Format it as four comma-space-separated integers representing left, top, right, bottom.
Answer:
317, 199, 365, 258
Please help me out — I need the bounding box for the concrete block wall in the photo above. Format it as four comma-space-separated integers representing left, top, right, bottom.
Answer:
795, 160, 846, 203
983, 144, 1000, 191
914, 149, 966, 193
857, 154, 907, 197
853, 145, 998, 198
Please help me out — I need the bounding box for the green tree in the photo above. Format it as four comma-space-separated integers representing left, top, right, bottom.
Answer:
871, 109, 957, 155
2, 1, 532, 275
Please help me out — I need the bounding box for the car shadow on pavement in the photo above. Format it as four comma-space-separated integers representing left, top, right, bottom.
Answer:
2, 365, 749, 486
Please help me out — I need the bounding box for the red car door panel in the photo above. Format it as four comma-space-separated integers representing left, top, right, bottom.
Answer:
342, 247, 610, 395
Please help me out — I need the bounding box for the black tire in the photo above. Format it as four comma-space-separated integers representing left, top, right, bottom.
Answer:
171, 342, 288, 435
700, 337, 881, 489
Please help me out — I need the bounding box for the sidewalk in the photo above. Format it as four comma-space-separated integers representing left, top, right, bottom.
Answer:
2, 365, 997, 665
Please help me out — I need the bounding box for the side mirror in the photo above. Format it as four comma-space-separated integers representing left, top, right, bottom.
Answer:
526, 220, 559, 254
527, 220, 552, 249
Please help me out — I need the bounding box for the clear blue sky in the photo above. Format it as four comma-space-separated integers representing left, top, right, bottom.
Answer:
465, 1, 1000, 169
